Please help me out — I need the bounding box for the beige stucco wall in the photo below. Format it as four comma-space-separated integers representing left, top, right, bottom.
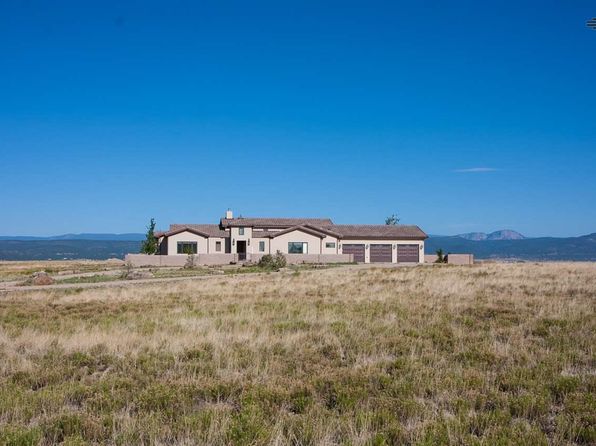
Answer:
425, 253, 439, 263
208, 237, 227, 253
249, 253, 353, 264
126, 253, 238, 266
269, 229, 324, 255
162, 227, 424, 262
230, 226, 252, 254
167, 231, 209, 255
251, 237, 270, 255
447, 253, 474, 265
321, 236, 339, 254
338, 240, 425, 263
249, 232, 338, 255
126, 253, 352, 266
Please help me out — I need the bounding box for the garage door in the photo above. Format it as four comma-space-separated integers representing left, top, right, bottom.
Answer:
397, 244, 419, 263
370, 244, 392, 263
342, 244, 365, 262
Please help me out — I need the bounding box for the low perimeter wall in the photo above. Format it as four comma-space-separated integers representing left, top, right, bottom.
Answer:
125, 253, 354, 267
125, 254, 238, 267
249, 254, 353, 264
447, 254, 474, 265
425, 253, 475, 265
425, 254, 439, 263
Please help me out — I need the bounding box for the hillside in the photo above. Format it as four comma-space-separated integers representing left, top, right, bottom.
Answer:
0, 240, 142, 260
426, 232, 596, 261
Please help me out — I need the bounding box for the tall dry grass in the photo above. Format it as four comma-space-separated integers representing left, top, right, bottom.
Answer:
0, 260, 123, 282
0, 262, 594, 445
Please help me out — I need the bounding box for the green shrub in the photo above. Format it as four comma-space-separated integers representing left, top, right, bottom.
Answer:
257, 254, 274, 269
257, 251, 287, 270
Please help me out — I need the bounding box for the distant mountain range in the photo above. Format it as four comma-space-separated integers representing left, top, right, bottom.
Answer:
426, 232, 596, 261
456, 230, 525, 241
0, 233, 145, 241
0, 231, 595, 261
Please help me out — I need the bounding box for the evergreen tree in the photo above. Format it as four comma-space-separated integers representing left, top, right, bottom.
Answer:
385, 214, 400, 225
140, 218, 158, 254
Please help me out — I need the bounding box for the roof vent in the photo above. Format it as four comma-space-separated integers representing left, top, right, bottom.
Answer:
225, 209, 233, 219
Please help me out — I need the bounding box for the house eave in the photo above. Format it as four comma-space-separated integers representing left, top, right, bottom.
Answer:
340, 236, 428, 241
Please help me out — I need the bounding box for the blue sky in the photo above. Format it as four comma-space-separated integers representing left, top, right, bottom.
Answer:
1, 1, 595, 237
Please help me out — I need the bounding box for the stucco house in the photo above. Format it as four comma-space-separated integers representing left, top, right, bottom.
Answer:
153, 210, 427, 264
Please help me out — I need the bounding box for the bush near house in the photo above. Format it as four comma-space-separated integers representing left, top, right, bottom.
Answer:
257, 251, 287, 270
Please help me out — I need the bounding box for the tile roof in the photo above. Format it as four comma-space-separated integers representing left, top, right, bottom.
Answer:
269, 225, 328, 239
252, 224, 342, 239
220, 217, 333, 228
323, 225, 428, 240
250, 230, 278, 238
168, 224, 229, 238
158, 221, 427, 241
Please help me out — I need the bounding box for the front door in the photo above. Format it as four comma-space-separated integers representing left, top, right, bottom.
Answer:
237, 240, 247, 261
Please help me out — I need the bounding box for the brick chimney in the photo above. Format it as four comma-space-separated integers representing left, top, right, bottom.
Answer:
225, 209, 233, 219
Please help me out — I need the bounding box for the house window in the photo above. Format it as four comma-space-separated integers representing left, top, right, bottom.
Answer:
215, 241, 222, 252
325, 242, 336, 248
288, 242, 308, 254
239, 227, 245, 235
177, 242, 197, 254
259, 241, 265, 252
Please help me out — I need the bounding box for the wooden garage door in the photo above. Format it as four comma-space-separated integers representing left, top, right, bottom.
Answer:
342, 244, 365, 263
370, 244, 392, 263
397, 244, 419, 263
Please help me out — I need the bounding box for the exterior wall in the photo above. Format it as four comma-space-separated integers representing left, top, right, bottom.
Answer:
269, 230, 324, 255
252, 237, 270, 255
167, 231, 209, 255
339, 240, 425, 263
126, 253, 239, 266
447, 253, 474, 265
249, 253, 353, 264
248, 232, 339, 255
126, 253, 352, 266
321, 236, 340, 254
425, 253, 439, 263
158, 227, 425, 264
208, 237, 227, 254
230, 226, 252, 254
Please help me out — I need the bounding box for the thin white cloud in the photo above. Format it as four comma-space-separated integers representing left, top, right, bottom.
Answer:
453, 167, 499, 173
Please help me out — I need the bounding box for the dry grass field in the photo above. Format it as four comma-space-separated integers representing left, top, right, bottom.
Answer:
0, 261, 124, 283
0, 262, 594, 445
